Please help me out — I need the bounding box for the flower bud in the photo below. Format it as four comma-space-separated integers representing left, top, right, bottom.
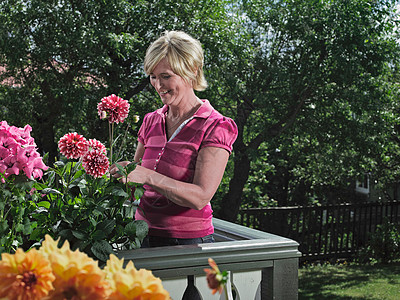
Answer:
100, 111, 107, 120
132, 115, 140, 123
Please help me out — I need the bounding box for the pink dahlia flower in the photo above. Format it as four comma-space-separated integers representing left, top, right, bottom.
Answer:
88, 139, 107, 155
58, 132, 89, 159
82, 149, 109, 178
97, 94, 130, 124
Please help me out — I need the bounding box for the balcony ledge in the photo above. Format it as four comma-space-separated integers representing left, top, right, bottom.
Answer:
118, 218, 301, 300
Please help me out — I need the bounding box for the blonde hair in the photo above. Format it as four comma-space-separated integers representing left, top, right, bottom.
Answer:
144, 31, 208, 91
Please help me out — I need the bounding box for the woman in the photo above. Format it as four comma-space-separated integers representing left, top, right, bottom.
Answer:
110, 31, 238, 247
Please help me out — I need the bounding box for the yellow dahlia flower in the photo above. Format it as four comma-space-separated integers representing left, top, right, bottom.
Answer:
39, 235, 110, 299
104, 254, 170, 300
39, 234, 70, 257
0, 248, 55, 300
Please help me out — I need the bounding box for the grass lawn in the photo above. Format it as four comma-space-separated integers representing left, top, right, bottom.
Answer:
299, 261, 400, 299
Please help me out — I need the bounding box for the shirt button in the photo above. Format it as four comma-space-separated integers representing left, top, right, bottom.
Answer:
158, 153, 161, 155
156, 159, 159, 162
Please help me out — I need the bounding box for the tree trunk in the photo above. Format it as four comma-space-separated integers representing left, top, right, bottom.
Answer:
217, 91, 307, 221
34, 80, 61, 163
218, 151, 251, 222
36, 120, 58, 164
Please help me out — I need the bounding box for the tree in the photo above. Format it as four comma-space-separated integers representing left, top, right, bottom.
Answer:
215, 0, 400, 221
0, 0, 234, 162
0, 0, 139, 161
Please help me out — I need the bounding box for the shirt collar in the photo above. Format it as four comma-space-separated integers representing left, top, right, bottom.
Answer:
157, 99, 213, 119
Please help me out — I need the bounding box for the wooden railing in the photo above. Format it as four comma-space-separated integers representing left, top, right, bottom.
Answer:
238, 201, 400, 262
118, 218, 301, 300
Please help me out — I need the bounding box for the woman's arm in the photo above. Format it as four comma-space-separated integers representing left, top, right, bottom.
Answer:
122, 146, 229, 210
133, 141, 145, 163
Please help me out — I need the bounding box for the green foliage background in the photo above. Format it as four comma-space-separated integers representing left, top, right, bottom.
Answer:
1, 0, 400, 222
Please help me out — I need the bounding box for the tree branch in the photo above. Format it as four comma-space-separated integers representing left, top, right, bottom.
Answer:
125, 76, 150, 99
248, 86, 312, 150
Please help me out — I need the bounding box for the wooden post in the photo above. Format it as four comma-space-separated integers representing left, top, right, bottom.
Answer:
263, 258, 299, 300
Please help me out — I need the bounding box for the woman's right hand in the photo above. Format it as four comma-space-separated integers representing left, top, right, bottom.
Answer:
109, 161, 131, 179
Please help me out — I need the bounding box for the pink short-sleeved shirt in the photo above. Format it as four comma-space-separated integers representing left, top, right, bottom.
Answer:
135, 99, 238, 238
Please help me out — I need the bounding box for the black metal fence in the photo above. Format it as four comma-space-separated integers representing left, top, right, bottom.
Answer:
238, 201, 400, 262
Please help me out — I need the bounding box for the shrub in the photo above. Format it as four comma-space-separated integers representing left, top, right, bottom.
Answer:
359, 218, 400, 264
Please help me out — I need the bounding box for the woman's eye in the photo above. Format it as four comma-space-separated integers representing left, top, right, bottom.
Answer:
162, 75, 171, 79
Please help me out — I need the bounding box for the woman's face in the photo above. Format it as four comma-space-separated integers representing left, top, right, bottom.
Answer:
149, 58, 193, 107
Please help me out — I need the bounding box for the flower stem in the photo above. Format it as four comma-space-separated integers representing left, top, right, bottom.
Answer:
115, 123, 130, 162
109, 122, 114, 165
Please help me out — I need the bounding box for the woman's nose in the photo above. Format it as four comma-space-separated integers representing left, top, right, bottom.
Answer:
152, 77, 162, 89
156, 79, 162, 90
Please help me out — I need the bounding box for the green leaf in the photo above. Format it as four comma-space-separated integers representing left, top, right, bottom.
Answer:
72, 161, 83, 174
115, 224, 124, 237
97, 219, 116, 235
134, 186, 144, 200
77, 178, 87, 189
92, 230, 107, 240
65, 208, 80, 224
97, 177, 107, 187
115, 163, 126, 176
23, 221, 36, 235
93, 207, 105, 217
124, 221, 136, 238
134, 220, 148, 240
125, 220, 148, 240
0, 221, 9, 234
72, 230, 87, 240
17, 207, 25, 218
91, 240, 114, 262
30, 228, 45, 241
74, 239, 91, 252
125, 162, 137, 174
46, 171, 56, 186
41, 188, 62, 195
57, 230, 71, 245
54, 161, 65, 168
37, 201, 50, 209
134, 237, 141, 249
112, 186, 129, 198
15, 223, 24, 233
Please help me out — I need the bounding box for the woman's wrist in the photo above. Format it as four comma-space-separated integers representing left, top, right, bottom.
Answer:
144, 168, 159, 186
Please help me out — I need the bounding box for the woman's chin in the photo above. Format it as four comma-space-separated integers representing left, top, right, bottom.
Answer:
160, 95, 173, 105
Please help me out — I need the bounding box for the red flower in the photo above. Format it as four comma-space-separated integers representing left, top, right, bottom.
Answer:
88, 139, 107, 155
97, 94, 130, 124
204, 258, 228, 295
82, 149, 109, 178
58, 132, 89, 159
